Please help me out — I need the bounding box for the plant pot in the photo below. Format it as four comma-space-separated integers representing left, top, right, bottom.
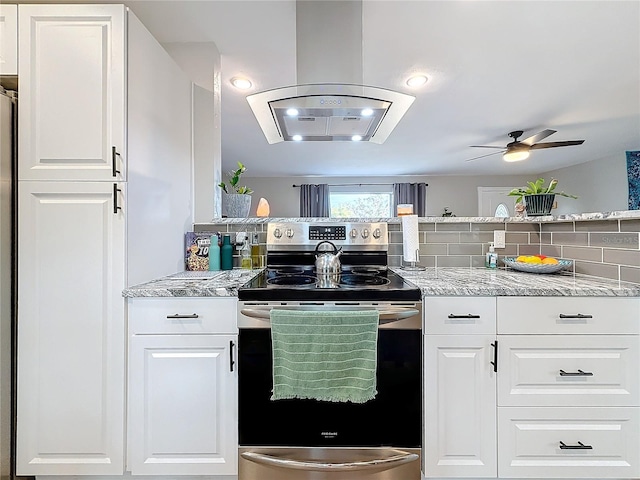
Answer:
524, 193, 555, 216
224, 193, 252, 218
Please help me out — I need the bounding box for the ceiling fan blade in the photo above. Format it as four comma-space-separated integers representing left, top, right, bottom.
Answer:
521, 129, 557, 146
530, 140, 585, 150
465, 150, 505, 162
469, 145, 505, 149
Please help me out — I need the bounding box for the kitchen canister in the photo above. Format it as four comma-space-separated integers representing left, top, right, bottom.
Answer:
221, 234, 233, 270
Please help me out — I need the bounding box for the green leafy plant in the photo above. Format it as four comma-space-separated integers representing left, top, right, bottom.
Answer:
507, 178, 577, 204
218, 161, 253, 194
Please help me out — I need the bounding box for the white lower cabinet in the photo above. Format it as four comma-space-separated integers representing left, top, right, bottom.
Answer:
424, 335, 497, 478
424, 296, 640, 479
498, 407, 639, 479
127, 297, 238, 476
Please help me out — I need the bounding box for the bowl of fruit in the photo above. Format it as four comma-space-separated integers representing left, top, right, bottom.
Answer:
502, 255, 573, 274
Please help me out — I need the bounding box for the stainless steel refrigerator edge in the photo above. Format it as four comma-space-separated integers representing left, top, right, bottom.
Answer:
0, 87, 16, 480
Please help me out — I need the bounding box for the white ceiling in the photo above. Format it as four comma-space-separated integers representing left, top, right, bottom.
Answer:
56, 1, 640, 177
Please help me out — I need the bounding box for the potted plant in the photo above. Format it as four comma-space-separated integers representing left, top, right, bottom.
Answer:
219, 161, 253, 217
508, 178, 577, 216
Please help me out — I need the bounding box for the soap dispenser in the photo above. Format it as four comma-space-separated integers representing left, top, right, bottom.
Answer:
485, 242, 498, 269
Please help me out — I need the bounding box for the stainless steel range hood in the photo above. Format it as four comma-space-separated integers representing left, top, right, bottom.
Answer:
246, 1, 415, 144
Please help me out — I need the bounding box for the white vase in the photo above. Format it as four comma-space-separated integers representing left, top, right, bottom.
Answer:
224, 193, 252, 218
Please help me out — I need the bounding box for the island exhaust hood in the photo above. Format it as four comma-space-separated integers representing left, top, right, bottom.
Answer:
246, 1, 415, 144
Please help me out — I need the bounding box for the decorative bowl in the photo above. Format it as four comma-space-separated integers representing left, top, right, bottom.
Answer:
502, 257, 573, 274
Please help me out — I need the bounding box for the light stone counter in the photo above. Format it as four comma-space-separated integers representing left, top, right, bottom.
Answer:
122, 269, 260, 298
123, 267, 639, 298
394, 267, 640, 297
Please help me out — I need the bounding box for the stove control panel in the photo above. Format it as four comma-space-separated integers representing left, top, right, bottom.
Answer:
267, 222, 388, 251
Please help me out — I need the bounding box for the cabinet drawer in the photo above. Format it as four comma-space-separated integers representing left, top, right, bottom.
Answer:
424, 296, 496, 334
498, 407, 640, 479
128, 297, 237, 334
497, 297, 639, 334
498, 335, 639, 407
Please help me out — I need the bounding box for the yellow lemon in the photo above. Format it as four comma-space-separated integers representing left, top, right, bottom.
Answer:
542, 257, 559, 265
527, 256, 543, 264
516, 255, 528, 263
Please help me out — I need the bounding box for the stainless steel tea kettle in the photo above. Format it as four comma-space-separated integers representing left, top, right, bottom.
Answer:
314, 240, 343, 275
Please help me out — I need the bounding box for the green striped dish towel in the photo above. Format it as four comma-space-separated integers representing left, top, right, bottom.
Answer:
270, 309, 379, 404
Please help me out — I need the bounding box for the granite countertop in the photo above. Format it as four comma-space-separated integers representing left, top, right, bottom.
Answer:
123, 269, 259, 298
123, 267, 639, 298
393, 268, 640, 297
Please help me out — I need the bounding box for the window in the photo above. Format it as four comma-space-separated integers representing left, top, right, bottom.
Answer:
329, 185, 393, 218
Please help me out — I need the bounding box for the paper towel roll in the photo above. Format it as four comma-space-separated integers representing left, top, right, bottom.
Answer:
402, 215, 420, 263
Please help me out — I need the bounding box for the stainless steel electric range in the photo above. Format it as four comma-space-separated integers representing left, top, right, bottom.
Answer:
237, 222, 422, 480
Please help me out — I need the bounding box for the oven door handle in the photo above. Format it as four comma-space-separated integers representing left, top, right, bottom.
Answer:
240, 307, 420, 324
241, 449, 418, 471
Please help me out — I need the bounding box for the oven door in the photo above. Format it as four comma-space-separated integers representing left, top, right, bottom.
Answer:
237, 302, 422, 449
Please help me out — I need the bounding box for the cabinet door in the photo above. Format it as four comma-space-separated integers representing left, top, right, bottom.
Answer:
424, 335, 497, 478
0, 5, 17, 75
17, 181, 125, 475
18, 5, 126, 181
128, 334, 238, 476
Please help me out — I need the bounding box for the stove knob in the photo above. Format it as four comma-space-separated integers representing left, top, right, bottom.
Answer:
350, 228, 358, 239
285, 228, 294, 238
373, 228, 382, 239
273, 228, 282, 239
361, 228, 370, 239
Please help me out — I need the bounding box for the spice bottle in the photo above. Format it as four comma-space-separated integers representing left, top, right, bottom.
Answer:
221, 234, 233, 270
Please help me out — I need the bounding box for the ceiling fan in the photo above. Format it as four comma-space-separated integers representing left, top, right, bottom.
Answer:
466, 129, 585, 162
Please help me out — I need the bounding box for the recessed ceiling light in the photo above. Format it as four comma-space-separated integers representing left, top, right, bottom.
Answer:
286, 108, 299, 116
351, 135, 362, 141
292, 135, 303, 141
406, 74, 428, 88
231, 77, 252, 90
361, 108, 373, 117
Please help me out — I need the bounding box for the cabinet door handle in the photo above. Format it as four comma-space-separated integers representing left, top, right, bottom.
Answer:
448, 314, 481, 319
559, 369, 593, 377
112, 146, 121, 177
166, 313, 199, 319
559, 313, 593, 319
230, 340, 235, 372
559, 441, 592, 450
113, 183, 122, 214
490, 341, 498, 373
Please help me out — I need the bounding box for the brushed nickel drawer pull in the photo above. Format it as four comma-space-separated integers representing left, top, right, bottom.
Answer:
559, 313, 593, 319
559, 369, 593, 377
559, 441, 592, 450
166, 313, 199, 319
448, 314, 481, 319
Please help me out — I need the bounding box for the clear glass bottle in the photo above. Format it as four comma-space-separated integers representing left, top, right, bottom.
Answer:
241, 236, 252, 269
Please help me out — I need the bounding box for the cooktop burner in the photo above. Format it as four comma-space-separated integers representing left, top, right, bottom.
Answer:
266, 275, 317, 286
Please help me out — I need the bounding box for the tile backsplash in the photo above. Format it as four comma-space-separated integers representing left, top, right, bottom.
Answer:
196, 218, 640, 284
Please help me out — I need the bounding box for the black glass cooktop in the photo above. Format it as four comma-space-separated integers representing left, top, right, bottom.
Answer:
238, 266, 421, 302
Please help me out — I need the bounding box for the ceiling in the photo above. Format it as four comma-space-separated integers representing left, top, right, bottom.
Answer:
40, 0, 640, 177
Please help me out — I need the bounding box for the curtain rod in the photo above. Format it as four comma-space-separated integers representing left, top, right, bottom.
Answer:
292, 182, 428, 187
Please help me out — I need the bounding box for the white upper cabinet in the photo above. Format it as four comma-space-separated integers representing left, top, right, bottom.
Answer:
18, 5, 126, 181
0, 5, 17, 75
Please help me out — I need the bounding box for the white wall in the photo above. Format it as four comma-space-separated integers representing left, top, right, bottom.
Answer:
162, 42, 222, 221
244, 174, 535, 217
542, 152, 629, 215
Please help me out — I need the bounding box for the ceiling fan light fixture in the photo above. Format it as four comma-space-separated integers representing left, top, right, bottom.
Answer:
503, 149, 530, 162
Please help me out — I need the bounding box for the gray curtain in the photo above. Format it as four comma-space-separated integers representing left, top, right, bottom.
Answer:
393, 183, 427, 216
299, 184, 330, 217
